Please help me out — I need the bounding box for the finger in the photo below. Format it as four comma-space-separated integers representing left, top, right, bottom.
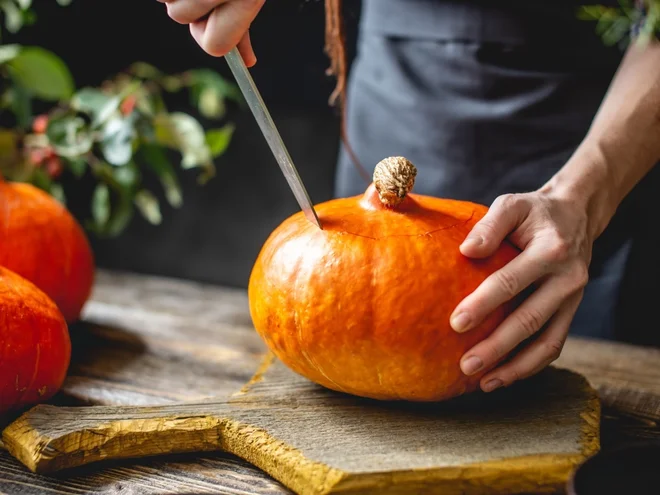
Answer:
166, 0, 227, 25
478, 291, 583, 392
460, 194, 529, 258
451, 241, 552, 333
190, 0, 264, 57
237, 31, 257, 67
458, 275, 573, 377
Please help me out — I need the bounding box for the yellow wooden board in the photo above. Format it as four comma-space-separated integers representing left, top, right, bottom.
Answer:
3, 353, 599, 495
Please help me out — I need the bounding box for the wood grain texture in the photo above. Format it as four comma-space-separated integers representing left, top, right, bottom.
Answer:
3, 354, 600, 495
0, 448, 290, 495
0, 269, 658, 495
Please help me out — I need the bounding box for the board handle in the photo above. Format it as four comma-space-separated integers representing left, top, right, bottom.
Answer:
2, 402, 232, 473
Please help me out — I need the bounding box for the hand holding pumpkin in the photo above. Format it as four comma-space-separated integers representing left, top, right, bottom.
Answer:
452, 189, 593, 393
158, 0, 265, 66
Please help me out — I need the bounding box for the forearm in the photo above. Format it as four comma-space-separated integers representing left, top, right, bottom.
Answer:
542, 39, 660, 239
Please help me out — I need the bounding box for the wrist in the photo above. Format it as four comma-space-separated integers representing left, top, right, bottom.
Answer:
539, 40, 660, 242
539, 143, 619, 241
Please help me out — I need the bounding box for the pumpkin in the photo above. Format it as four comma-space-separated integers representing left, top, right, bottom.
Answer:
0, 266, 71, 415
0, 176, 95, 322
248, 157, 520, 402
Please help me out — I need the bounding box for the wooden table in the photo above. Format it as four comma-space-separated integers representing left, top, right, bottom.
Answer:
1, 270, 658, 494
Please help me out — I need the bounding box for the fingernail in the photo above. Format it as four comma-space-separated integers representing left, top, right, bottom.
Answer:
450, 312, 471, 332
461, 235, 483, 250
461, 356, 483, 375
483, 378, 503, 392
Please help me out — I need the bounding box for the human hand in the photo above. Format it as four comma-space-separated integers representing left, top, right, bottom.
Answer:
158, 0, 265, 66
450, 189, 594, 393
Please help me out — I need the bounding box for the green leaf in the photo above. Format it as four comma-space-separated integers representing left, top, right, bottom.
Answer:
0, 44, 19, 64
153, 112, 213, 169
71, 87, 121, 127
205, 123, 235, 158
101, 114, 137, 166
88, 175, 136, 238
46, 115, 93, 157
50, 183, 66, 205
64, 156, 86, 178
129, 61, 162, 80
21, 7, 35, 27
104, 190, 133, 237
134, 189, 162, 225
161, 75, 184, 92
602, 16, 631, 45
29, 166, 51, 191
56, 0, 73, 5
1, 1, 24, 33
187, 69, 242, 104
71, 87, 112, 114
139, 143, 182, 207
198, 86, 225, 119
577, 6, 610, 21
111, 161, 140, 190
7, 46, 74, 101
6, 84, 31, 129
0, 128, 18, 167
133, 86, 155, 116
91, 183, 110, 227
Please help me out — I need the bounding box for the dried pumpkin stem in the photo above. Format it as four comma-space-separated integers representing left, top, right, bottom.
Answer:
373, 157, 417, 207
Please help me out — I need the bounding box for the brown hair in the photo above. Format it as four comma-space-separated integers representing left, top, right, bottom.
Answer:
324, 0, 369, 182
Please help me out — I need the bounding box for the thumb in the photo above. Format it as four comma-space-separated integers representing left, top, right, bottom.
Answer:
238, 31, 257, 67
461, 194, 528, 258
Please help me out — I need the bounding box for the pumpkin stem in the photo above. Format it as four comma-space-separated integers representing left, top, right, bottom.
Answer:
373, 157, 417, 207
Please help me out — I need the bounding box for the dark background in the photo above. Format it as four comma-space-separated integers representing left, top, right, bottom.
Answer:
5, 2, 660, 347
9, 0, 362, 289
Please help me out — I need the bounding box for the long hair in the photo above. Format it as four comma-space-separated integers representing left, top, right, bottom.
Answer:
324, 0, 369, 182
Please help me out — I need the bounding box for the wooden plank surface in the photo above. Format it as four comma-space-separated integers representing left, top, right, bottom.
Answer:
3, 358, 600, 494
0, 269, 658, 494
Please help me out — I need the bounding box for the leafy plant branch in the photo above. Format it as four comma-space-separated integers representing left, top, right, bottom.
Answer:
578, 0, 660, 48
0, 0, 242, 238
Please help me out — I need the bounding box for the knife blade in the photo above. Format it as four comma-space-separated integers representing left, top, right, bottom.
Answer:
224, 47, 322, 229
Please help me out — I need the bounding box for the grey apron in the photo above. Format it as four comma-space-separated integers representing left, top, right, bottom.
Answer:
335, 0, 660, 344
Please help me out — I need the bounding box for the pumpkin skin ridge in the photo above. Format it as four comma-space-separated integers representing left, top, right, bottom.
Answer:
290, 232, 352, 396
321, 211, 476, 241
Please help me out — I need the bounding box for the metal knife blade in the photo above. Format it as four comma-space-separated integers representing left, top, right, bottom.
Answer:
224, 47, 322, 229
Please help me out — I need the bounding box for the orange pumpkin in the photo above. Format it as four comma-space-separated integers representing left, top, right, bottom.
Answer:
0, 176, 95, 322
0, 266, 71, 415
248, 157, 520, 402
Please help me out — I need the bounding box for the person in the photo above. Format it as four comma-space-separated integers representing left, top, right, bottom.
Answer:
158, 0, 660, 393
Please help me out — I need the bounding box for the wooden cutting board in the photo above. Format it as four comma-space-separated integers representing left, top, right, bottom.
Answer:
3, 351, 599, 495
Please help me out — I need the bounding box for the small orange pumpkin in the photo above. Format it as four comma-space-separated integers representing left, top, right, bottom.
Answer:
0, 176, 95, 322
0, 266, 71, 415
248, 157, 520, 402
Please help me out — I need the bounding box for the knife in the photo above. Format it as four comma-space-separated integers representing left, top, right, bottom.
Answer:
224, 47, 322, 230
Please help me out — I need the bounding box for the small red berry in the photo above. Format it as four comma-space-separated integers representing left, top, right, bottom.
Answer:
28, 149, 46, 166
45, 156, 63, 179
120, 95, 137, 116
32, 115, 49, 134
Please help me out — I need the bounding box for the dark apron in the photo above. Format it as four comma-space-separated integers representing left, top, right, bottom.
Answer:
335, 0, 660, 345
